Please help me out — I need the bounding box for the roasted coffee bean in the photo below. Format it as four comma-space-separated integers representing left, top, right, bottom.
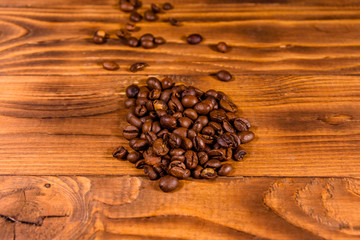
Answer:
153, 138, 169, 156
187, 34, 203, 45
182, 87, 197, 97
144, 154, 161, 166
156, 109, 167, 118
178, 117, 193, 128
187, 129, 197, 140
129, 0, 141, 8
223, 120, 235, 133
233, 117, 251, 132
127, 151, 142, 163
116, 29, 131, 39
153, 100, 168, 111
182, 95, 199, 108
169, 148, 185, 156
123, 125, 140, 140
160, 89, 172, 102
183, 169, 191, 178
194, 102, 211, 115
207, 149, 225, 161
173, 112, 183, 119
148, 89, 161, 100
160, 115, 177, 130
129, 138, 148, 151
197, 151, 209, 165
142, 119, 153, 133
153, 163, 166, 177
113, 146, 128, 159
168, 161, 187, 178
94, 30, 108, 38
102, 61, 119, 71
125, 22, 138, 31
215, 70, 232, 82
217, 163, 233, 176
128, 115, 143, 129
219, 99, 238, 113
205, 96, 218, 109
209, 109, 226, 122
144, 165, 159, 180
169, 133, 182, 148
161, 77, 174, 89
184, 150, 198, 169
208, 121, 223, 134
135, 159, 146, 169
205, 89, 218, 99
225, 148, 233, 161
126, 107, 136, 122
204, 159, 221, 168
144, 10, 158, 21
151, 121, 161, 133
142, 39, 155, 49
233, 146, 246, 161
140, 33, 155, 43
127, 37, 139, 47
151, 3, 161, 13
130, 11, 142, 22
162, 2, 173, 10
124, 98, 136, 108
196, 116, 209, 126
168, 17, 181, 26
161, 157, 171, 169
154, 37, 166, 45
157, 129, 170, 138
147, 77, 162, 90
145, 131, 157, 145
172, 85, 186, 94
168, 95, 184, 112
201, 126, 215, 136
159, 175, 179, 192
183, 109, 198, 120
201, 168, 217, 179
192, 122, 203, 133
130, 62, 148, 72
120, 1, 135, 12
192, 165, 203, 179
134, 105, 147, 117
200, 134, 215, 145
171, 155, 185, 162
138, 86, 150, 98
216, 42, 228, 53
93, 35, 106, 44
217, 133, 240, 149
140, 133, 146, 139
226, 112, 237, 122
193, 135, 206, 151
238, 131, 255, 144
181, 137, 193, 150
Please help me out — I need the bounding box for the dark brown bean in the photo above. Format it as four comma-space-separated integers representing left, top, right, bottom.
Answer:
154, 37, 166, 45
130, 11, 142, 22
102, 61, 119, 71
142, 119, 153, 133
193, 134, 206, 151
192, 166, 203, 179
187, 34, 203, 44
129, 138, 149, 151
226, 112, 238, 122
207, 149, 225, 161
130, 62, 148, 72
200, 168, 217, 179
124, 98, 136, 108
123, 125, 140, 140
152, 138, 169, 156
147, 77, 162, 90
169, 148, 185, 156
116, 29, 131, 39
217, 163, 233, 176
216, 42, 228, 53
168, 17, 181, 26
168, 161, 187, 178
162, 2, 173, 10
159, 175, 179, 192
161, 77, 174, 89
182, 95, 199, 108
153, 163, 166, 177
219, 99, 238, 113
160, 115, 177, 130
151, 3, 161, 13
144, 10, 158, 21
194, 102, 212, 115
134, 105, 147, 117
145, 131, 157, 145
223, 120, 235, 133
144, 154, 161, 166
215, 70, 232, 82
135, 159, 146, 169
168, 133, 182, 148
185, 150, 198, 169
113, 146, 128, 160
142, 39, 155, 49
187, 129, 197, 140
197, 151, 209, 165
233, 117, 251, 132
233, 146, 246, 161
128, 115, 143, 129
120, 1, 135, 12
239, 131, 255, 143
148, 89, 161, 100
209, 109, 226, 122
181, 137, 193, 150
171, 155, 185, 162
183, 109, 198, 121
127, 151, 142, 163
125, 22, 138, 31
178, 117, 193, 128
128, 37, 139, 47
201, 126, 215, 136
93, 35, 106, 44
144, 165, 159, 180
204, 159, 222, 168
173, 127, 188, 138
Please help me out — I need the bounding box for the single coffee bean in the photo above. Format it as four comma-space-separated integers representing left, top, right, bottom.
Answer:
173, 127, 188, 138
159, 175, 179, 192
172, 85, 186, 94
130, 11, 142, 22
233, 117, 251, 132
201, 168, 217, 179
183, 169, 191, 178
168, 17, 181, 26
116, 29, 131, 39
102, 61, 119, 71
153, 100, 168, 111
94, 30, 108, 38
129, 138, 149, 151
124, 98, 136, 108
169, 95, 184, 112
233, 146, 246, 161
182, 87, 196, 97
153, 163, 166, 177
123, 125, 140, 140
219, 99, 238, 113
182, 95, 199, 108
135, 159, 146, 169
187, 34, 203, 45
226, 112, 238, 122
201, 126, 215, 136
238, 131, 255, 144
225, 148, 233, 161
181, 137, 193, 150
128, 37, 139, 47
209, 109, 226, 122
208, 121, 223, 134
144, 155, 161, 166
173, 112, 183, 119
156, 109, 167, 118
168, 161, 187, 178
120, 1, 135, 12
161, 157, 171, 170
130, 62, 148, 72
200, 134, 215, 145
93, 35, 106, 44
151, 3, 161, 13
134, 105, 147, 117
169, 133, 182, 148
183, 109, 198, 120
149, 89, 161, 100
187, 129, 197, 140
215, 70, 232, 82
144, 10, 158, 21
145, 131, 158, 145
204, 159, 222, 168
194, 102, 212, 115
171, 155, 185, 162
185, 150, 198, 169
160, 89, 172, 102
192, 165, 203, 179
154, 37, 166, 45
196, 116, 209, 126
142, 119, 153, 133
169, 148, 185, 156
140, 33, 154, 42
150, 121, 161, 134
217, 133, 240, 149
136, 97, 148, 106
160, 115, 177, 130
217, 163, 233, 176
147, 77, 162, 90
216, 42, 229, 53
178, 117, 193, 128
207, 149, 225, 161
161, 77, 174, 89
223, 120, 235, 133
129, 0, 141, 9
198, 151, 209, 165
127, 151, 142, 163
142, 39, 155, 49
144, 165, 159, 180
157, 129, 170, 139
113, 146, 128, 160
138, 86, 150, 98
193, 134, 206, 151
128, 115, 143, 129
162, 2, 173, 10
125, 22, 138, 31
152, 138, 169, 156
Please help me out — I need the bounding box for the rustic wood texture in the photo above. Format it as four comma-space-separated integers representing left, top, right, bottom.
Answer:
1, 0, 360, 239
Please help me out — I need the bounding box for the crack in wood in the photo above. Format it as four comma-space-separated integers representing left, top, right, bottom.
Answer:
0, 214, 69, 226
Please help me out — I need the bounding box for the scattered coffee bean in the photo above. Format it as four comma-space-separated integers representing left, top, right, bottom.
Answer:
130, 11, 142, 22
187, 34, 203, 45
126, 84, 140, 98
142, 39, 155, 49
168, 17, 181, 26
127, 37, 139, 47
93, 30, 108, 44
217, 163, 233, 176
162, 2, 173, 10
159, 175, 179, 192
154, 37, 166, 45
151, 3, 161, 13
125, 22, 138, 31
102, 61, 119, 71
123, 125, 140, 140
120, 0, 135, 12
144, 165, 159, 180
215, 70, 232, 82
216, 42, 229, 53
238, 131, 255, 143
113, 146, 128, 159
140, 33, 155, 42
144, 10, 158, 21
130, 62, 148, 72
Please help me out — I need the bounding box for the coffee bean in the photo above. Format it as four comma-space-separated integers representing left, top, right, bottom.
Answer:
156, 109, 167, 118
226, 112, 237, 122
215, 70, 232, 82
128, 115, 143, 129
116, 29, 131, 39
197, 151, 209, 165
149, 89, 161, 100
196, 116, 209, 126
171, 155, 185, 162
136, 97, 148, 106
208, 121, 223, 134
187, 34, 203, 45
142, 119, 153, 133
160, 115, 177, 130
162, 2, 173, 10
160, 89, 172, 102
153, 138, 169, 156
182, 95, 199, 108
153, 163, 166, 177
153, 100, 168, 111
130, 62, 148, 72
154, 37, 166, 45
120, 1, 135, 12
209, 109, 226, 122
147, 77, 162, 90
204, 159, 221, 168
168, 17, 181, 26
144, 10, 158, 21
145, 131, 158, 145
219, 99, 238, 113
225, 148, 233, 161
134, 105, 147, 117
233, 146, 246, 161
217, 163, 233, 176
151, 3, 161, 13
181, 137, 193, 150
157, 129, 170, 139
173, 112, 183, 119
128, 37, 139, 47
178, 117, 193, 128
183, 109, 198, 120
113, 146, 128, 160
130, 11, 142, 22
170, 148, 185, 156
201, 168, 217, 179
201, 126, 215, 136
94, 30, 108, 38
168, 161, 187, 178
187, 129, 197, 140
169, 95, 184, 112
142, 39, 156, 49
173, 127, 188, 138
192, 134, 206, 151
185, 150, 198, 169
144, 165, 159, 180
181, 87, 196, 97
125, 22, 138, 31
135, 159, 146, 169
192, 165, 203, 179
194, 102, 212, 115
123, 125, 140, 140
223, 120, 235, 133
208, 149, 225, 161
129, 138, 149, 151
233, 117, 251, 132
161, 77, 174, 89
124, 98, 136, 108
169, 133, 182, 148
205, 89, 219, 99
93, 35, 106, 44
144, 154, 161, 166
127, 151, 142, 163
216, 42, 228, 53
102, 61, 119, 71
159, 175, 179, 192
238, 131, 255, 143
129, 0, 141, 9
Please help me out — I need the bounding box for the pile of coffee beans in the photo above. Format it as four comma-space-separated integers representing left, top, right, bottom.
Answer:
113, 77, 254, 192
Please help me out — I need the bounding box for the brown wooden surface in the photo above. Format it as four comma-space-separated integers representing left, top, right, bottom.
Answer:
1, 0, 360, 239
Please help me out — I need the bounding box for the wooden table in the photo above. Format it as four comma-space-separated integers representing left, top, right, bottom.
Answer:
0, 0, 359, 239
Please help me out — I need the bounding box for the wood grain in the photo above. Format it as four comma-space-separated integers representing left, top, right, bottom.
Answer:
0, 176, 359, 240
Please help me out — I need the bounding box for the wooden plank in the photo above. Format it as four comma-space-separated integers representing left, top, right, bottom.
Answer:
0, 75, 358, 176
3, 6, 360, 75
0, 176, 358, 240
